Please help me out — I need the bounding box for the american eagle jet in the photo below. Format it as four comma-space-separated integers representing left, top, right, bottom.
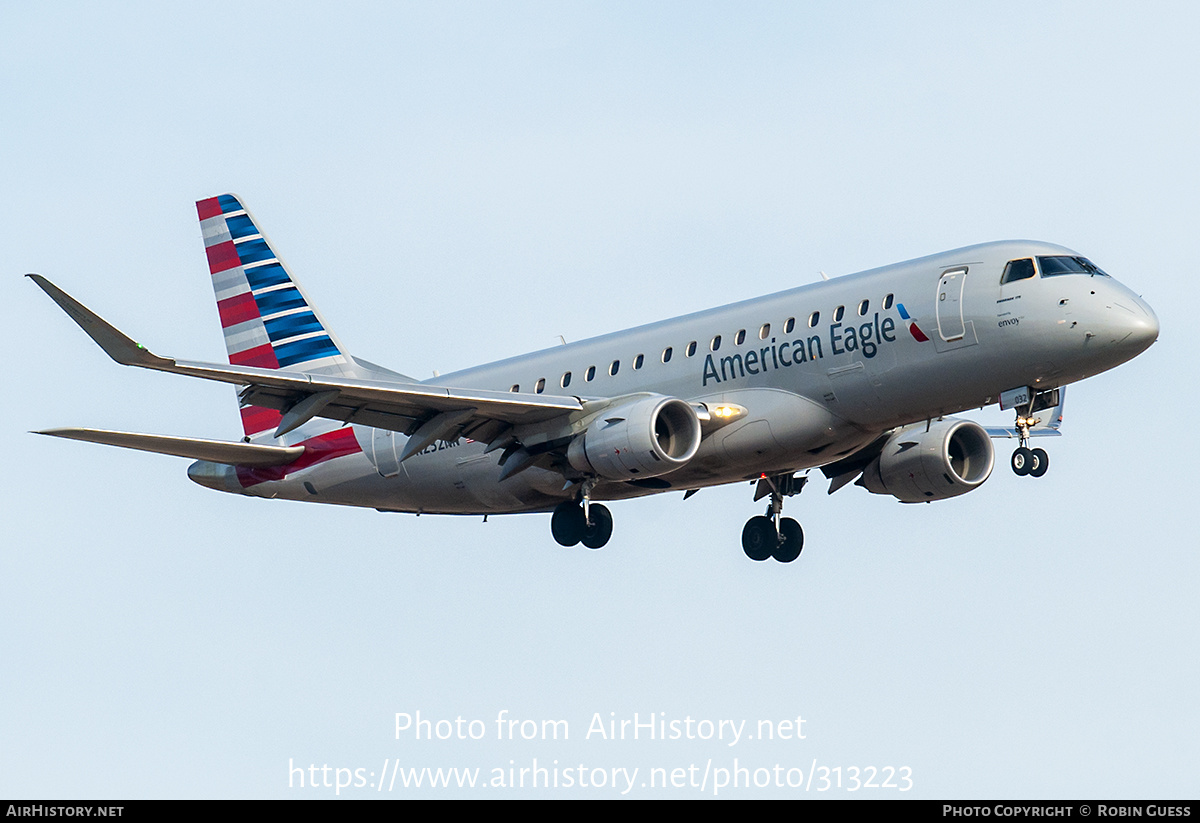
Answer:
30, 194, 1159, 562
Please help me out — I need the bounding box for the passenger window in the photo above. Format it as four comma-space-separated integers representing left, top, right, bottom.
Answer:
510, 384, 520, 393
760, 323, 770, 339
634, 353, 644, 369
586, 366, 596, 382
784, 317, 795, 334
711, 335, 722, 352
561, 372, 571, 388
884, 293, 894, 309
535, 378, 545, 394
662, 347, 673, 363
735, 329, 746, 345
1001, 258, 1035, 284
834, 306, 844, 322
858, 299, 869, 316
609, 360, 620, 376
809, 311, 820, 328
686, 341, 697, 357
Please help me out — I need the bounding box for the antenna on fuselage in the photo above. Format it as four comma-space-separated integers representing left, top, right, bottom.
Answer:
819, 270, 830, 281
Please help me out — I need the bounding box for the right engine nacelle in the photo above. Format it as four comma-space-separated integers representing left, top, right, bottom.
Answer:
567, 395, 701, 481
857, 418, 994, 503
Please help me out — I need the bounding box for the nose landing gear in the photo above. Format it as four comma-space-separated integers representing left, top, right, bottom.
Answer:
1010, 445, 1048, 477
1010, 408, 1049, 478
741, 473, 806, 563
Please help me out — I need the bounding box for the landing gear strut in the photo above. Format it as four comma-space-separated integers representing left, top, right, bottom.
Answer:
741, 473, 806, 563
550, 480, 613, 549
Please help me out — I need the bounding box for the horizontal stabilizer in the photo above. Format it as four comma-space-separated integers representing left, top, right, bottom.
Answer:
34, 428, 303, 466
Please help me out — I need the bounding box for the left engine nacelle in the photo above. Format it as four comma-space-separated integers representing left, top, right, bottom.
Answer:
857, 418, 994, 503
567, 395, 701, 481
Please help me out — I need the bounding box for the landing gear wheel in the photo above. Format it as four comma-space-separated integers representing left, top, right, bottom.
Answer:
1029, 448, 1049, 477
773, 517, 804, 563
580, 504, 613, 549
1011, 447, 1032, 476
741, 516, 776, 562
550, 501, 586, 547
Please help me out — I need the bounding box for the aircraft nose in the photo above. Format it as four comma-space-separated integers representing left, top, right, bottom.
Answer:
1122, 295, 1158, 347
1102, 293, 1159, 358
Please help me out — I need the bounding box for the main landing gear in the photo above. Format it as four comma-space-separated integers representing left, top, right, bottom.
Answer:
550, 482, 613, 549
741, 473, 806, 563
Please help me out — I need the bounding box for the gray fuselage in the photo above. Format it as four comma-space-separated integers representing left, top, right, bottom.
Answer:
225, 240, 1158, 515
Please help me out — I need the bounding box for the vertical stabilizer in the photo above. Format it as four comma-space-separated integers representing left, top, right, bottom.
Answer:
196, 193, 350, 438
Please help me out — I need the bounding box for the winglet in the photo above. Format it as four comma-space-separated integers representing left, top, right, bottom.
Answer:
27, 274, 173, 369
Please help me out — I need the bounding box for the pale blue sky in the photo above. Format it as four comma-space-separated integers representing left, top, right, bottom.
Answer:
3, 1, 1197, 798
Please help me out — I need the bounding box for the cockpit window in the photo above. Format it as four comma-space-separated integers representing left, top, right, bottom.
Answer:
1001, 258, 1035, 284
1037, 256, 1109, 277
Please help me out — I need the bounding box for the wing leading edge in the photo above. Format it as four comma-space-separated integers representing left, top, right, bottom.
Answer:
28, 274, 583, 451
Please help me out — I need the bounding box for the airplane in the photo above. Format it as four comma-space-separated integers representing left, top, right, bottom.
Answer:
29, 193, 1159, 562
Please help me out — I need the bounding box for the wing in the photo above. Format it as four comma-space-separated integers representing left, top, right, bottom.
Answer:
820, 388, 1067, 494
29, 274, 583, 455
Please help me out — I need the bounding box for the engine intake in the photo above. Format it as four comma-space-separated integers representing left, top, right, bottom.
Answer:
858, 418, 994, 503
567, 395, 701, 481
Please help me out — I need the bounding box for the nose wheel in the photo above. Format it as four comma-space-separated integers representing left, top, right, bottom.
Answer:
1010, 446, 1048, 477
1010, 406, 1050, 478
741, 473, 805, 563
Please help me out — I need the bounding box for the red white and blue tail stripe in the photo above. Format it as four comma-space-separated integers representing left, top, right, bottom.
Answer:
197, 193, 349, 437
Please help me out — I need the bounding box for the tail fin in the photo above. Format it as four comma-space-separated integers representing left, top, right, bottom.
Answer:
197, 193, 351, 438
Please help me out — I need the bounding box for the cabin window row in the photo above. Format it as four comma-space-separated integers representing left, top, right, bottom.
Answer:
509, 293, 895, 393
